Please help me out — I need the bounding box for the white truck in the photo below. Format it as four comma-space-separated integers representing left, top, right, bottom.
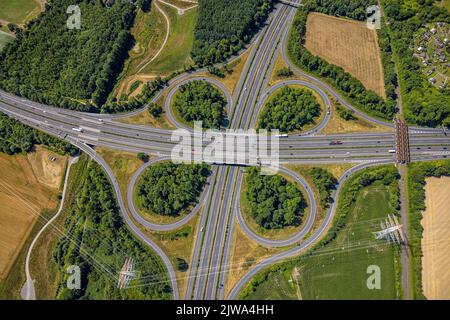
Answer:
72, 127, 84, 133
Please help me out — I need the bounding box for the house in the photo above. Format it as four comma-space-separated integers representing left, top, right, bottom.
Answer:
431, 28, 437, 34
429, 77, 437, 84
417, 46, 425, 52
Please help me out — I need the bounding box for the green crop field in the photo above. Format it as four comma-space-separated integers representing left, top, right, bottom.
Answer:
141, 4, 197, 74
0, 30, 14, 52
298, 184, 399, 299
0, 0, 40, 24
244, 180, 401, 300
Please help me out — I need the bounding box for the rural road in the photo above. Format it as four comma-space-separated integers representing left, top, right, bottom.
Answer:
22, 156, 79, 300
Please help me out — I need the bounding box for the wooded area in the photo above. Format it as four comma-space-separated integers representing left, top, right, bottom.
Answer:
0, 112, 77, 156
192, 0, 272, 65
137, 162, 211, 216
245, 167, 305, 229
54, 161, 172, 299
0, 0, 136, 111
173, 80, 227, 129
258, 86, 321, 132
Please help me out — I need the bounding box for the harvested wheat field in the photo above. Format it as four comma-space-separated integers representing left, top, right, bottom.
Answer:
304, 12, 385, 98
421, 177, 450, 300
0, 147, 66, 279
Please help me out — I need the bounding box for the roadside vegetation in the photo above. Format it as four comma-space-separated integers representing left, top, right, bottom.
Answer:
0, 112, 78, 156
258, 86, 321, 133
240, 165, 401, 300
53, 161, 172, 300
308, 167, 338, 209
288, 0, 396, 120
192, 0, 272, 65
173, 80, 227, 128
136, 162, 210, 217
381, 0, 450, 127
245, 167, 306, 229
0, 0, 136, 111
407, 159, 450, 299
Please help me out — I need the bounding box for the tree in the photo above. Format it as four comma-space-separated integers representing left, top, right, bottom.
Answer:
276, 67, 293, 78
148, 103, 163, 118
137, 152, 149, 162
175, 258, 189, 272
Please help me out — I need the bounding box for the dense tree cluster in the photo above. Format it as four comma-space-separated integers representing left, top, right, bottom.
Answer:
245, 167, 305, 229
137, 162, 211, 216
382, 0, 450, 127
54, 160, 172, 300
192, 0, 272, 65
276, 67, 293, 78
173, 81, 227, 129
0, 0, 136, 112
308, 167, 338, 208
0, 112, 77, 156
288, 0, 396, 120
259, 86, 321, 132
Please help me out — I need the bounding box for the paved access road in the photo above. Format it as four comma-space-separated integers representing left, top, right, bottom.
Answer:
1, 0, 450, 301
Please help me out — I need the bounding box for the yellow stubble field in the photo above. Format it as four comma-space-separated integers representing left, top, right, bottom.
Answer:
304, 12, 386, 98
421, 177, 450, 300
0, 147, 66, 279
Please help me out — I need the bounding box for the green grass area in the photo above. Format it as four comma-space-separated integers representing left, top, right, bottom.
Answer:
245, 268, 298, 300
0, 30, 14, 52
141, 3, 197, 75
241, 166, 401, 300
297, 184, 399, 300
0, 0, 40, 24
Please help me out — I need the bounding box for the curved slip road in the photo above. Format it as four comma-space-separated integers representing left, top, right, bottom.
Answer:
227, 159, 396, 299
235, 166, 316, 248
70, 140, 180, 299
164, 76, 233, 130
127, 156, 212, 231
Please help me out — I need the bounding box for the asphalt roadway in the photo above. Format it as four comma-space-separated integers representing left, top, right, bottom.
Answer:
1, 0, 450, 300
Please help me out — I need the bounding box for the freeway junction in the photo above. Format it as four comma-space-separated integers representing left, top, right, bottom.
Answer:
1, 0, 450, 300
